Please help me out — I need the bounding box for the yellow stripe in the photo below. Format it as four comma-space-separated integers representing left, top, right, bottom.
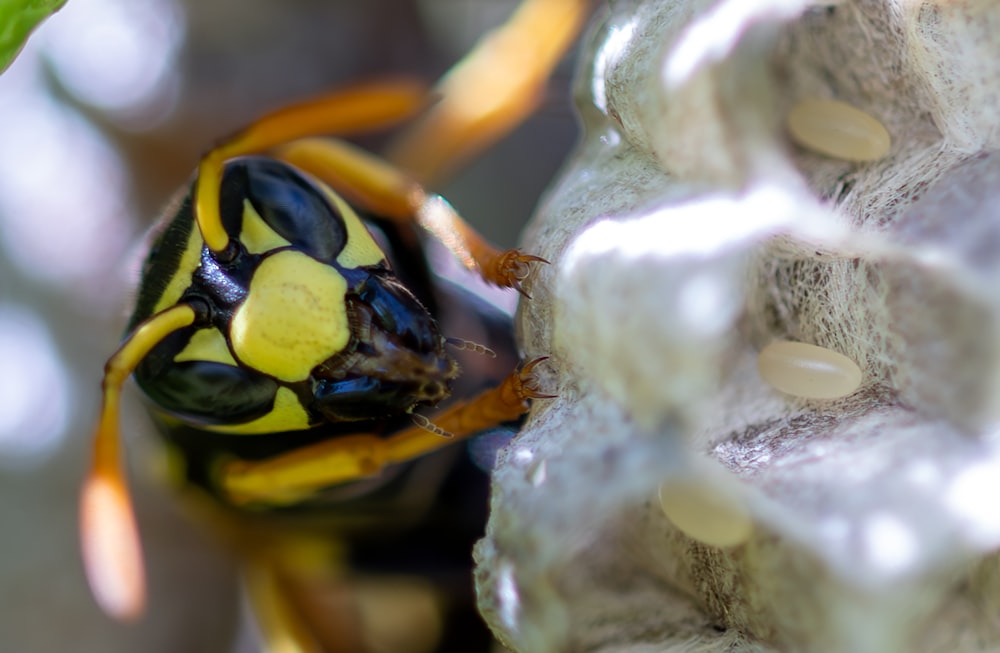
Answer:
323, 188, 385, 269
152, 219, 204, 315
173, 328, 238, 366
239, 199, 292, 254
205, 387, 311, 434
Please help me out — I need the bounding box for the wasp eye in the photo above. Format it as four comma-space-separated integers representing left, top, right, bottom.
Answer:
220, 158, 349, 262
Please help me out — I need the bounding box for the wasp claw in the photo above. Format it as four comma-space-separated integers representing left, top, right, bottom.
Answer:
511, 356, 556, 401
494, 249, 548, 293
512, 280, 533, 300
520, 355, 550, 373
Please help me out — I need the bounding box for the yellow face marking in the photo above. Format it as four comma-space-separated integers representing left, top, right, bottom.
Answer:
323, 188, 385, 269
230, 250, 349, 382
152, 220, 203, 315
239, 199, 292, 254
204, 387, 311, 434
173, 328, 238, 366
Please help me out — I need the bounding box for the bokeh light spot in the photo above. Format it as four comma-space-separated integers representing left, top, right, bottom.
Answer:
0, 304, 72, 467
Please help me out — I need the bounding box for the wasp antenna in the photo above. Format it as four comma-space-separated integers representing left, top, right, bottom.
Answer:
80, 304, 198, 621
411, 413, 454, 439
445, 337, 497, 358
81, 371, 147, 621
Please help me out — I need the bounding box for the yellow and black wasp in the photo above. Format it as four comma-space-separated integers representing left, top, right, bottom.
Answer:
77, 1, 590, 651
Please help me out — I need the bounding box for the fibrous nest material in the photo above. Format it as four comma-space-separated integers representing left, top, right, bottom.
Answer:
474, 1, 1000, 651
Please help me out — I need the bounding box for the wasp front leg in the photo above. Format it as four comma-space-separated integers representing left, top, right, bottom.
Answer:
219, 358, 552, 507
273, 137, 547, 294
191, 80, 429, 256
187, 83, 547, 291
387, 0, 594, 185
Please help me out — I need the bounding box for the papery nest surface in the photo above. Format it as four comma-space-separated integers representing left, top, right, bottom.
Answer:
474, 1, 1000, 652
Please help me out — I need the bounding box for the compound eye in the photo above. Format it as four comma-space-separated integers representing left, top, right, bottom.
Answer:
220, 158, 348, 262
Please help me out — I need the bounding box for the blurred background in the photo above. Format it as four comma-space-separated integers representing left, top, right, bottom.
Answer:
0, 0, 580, 650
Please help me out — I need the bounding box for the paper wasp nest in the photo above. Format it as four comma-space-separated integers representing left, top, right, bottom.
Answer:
474, 1, 1000, 651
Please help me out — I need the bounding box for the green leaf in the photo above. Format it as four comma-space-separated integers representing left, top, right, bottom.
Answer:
0, 0, 68, 74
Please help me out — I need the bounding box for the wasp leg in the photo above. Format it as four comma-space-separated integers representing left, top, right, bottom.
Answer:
245, 557, 449, 653
168, 486, 359, 651
275, 137, 547, 293
80, 303, 197, 620
243, 559, 330, 653
220, 358, 552, 506
387, 0, 594, 184
193, 80, 428, 254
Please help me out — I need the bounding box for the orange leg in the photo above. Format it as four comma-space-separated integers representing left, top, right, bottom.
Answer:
219, 358, 551, 507
243, 559, 328, 653
274, 137, 546, 293
387, 0, 595, 184
193, 79, 428, 254
189, 1, 592, 275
